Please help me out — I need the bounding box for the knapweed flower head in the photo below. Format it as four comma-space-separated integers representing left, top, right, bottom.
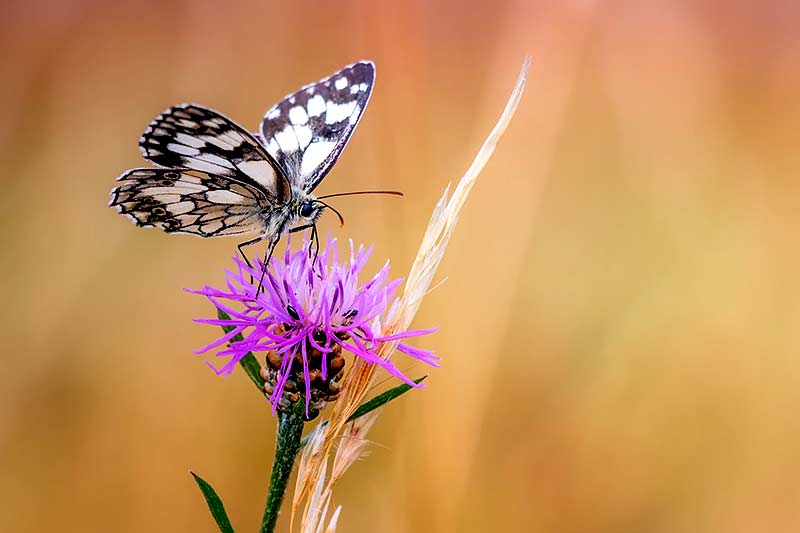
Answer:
190, 237, 438, 418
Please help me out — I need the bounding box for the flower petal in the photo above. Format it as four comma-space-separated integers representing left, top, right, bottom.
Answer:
191, 236, 436, 412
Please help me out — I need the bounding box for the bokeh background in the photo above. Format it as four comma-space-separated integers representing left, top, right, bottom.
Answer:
2, 0, 800, 531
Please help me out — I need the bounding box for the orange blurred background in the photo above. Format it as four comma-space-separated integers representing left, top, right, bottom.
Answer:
2, 1, 800, 531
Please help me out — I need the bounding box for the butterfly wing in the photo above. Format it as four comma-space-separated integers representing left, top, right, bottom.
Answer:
110, 168, 265, 237
258, 60, 375, 193
140, 103, 291, 205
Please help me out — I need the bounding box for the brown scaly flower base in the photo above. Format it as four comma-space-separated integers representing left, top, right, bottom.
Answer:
260, 325, 348, 421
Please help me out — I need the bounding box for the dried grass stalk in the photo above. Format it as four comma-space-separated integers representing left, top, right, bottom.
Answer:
292, 57, 531, 530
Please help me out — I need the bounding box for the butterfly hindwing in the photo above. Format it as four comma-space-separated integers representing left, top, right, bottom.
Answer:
259, 61, 375, 193
110, 168, 265, 237
140, 104, 290, 204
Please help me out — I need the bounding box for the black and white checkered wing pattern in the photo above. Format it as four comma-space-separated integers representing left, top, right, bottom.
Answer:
259, 61, 375, 193
110, 168, 264, 237
140, 104, 290, 204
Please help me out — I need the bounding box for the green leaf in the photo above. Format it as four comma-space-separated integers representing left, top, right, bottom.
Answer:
217, 309, 265, 394
299, 375, 427, 448
347, 375, 427, 422
190, 471, 235, 533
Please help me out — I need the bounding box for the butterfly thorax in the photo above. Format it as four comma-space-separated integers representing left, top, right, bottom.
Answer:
260, 189, 321, 240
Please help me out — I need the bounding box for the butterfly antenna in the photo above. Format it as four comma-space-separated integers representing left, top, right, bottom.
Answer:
316, 190, 404, 200
316, 200, 345, 228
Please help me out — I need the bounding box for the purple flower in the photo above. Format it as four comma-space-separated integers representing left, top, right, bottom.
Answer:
189, 237, 438, 415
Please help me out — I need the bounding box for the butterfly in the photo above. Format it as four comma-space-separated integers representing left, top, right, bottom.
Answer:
109, 60, 398, 273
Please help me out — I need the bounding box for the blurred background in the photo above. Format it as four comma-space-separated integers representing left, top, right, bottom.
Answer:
2, 0, 799, 531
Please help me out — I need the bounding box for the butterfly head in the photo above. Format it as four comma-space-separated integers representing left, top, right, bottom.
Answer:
286, 193, 344, 232
303, 197, 345, 228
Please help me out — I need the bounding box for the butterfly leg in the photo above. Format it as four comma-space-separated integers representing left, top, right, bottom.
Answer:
237, 236, 266, 285
310, 224, 320, 268
288, 224, 313, 234
288, 224, 320, 270
288, 224, 317, 255
237, 236, 264, 270
255, 237, 280, 295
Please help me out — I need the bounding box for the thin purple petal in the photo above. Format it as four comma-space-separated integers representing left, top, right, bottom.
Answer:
190, 235, 437, 413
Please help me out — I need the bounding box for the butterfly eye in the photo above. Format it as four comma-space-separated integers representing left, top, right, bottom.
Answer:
299, 202, 316, 219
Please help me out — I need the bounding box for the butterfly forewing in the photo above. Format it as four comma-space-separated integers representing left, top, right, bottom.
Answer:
259, 61, 375, 193
140, 104, 290, 204
110, 168, 264, 237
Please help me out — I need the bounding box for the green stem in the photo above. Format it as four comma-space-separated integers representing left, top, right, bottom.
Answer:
261, 408, 305, 533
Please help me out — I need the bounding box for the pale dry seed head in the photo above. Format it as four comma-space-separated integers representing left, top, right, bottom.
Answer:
292, 57, 531, 530
296, 412, 380, 533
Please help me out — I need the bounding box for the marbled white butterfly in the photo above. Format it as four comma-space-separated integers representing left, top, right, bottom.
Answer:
109, 60, 398, 270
